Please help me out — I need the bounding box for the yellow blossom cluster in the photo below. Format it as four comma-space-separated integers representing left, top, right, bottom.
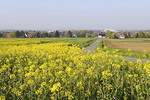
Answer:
0, 40, 150, 99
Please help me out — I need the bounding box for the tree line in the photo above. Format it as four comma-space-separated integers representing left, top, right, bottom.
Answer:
105, 31, 150, 39
0, 30, 96, 38
1, 30, 150, 38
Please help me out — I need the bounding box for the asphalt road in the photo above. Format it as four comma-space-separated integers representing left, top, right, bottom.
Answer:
83, 38, 100, 54
84, 38, 150, 63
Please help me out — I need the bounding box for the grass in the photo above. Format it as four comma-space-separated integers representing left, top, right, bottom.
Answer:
0, 38, 97, 48
111, 38, 150, 43
95, 38, 150, 59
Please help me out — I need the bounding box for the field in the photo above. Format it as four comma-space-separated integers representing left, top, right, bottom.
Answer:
0, 38, 96, 48
97, 38, 150, 59
0, 38, 150, 99
105, 38, 150, 53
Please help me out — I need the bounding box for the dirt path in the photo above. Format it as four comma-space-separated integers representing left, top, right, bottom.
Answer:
84, 39, 150, 63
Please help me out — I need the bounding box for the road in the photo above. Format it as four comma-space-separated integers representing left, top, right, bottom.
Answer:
83, 39, 100, 54
84, 38, 149, 63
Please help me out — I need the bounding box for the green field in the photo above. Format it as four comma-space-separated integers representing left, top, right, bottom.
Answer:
113, 38, 150, 43
96, 38, 150, 59
0, 38, 97, 48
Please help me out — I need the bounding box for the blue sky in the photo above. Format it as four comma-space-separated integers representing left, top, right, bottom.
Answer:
0, 0, 150, 30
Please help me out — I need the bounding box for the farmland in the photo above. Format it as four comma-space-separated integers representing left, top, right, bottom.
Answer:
105, 38, 150, 53
0, 38, 150, 99
97, 38, 150, 59
0, 38, 96, 48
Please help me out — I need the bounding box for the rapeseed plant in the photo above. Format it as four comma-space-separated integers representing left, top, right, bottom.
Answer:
0, 40, 150, 99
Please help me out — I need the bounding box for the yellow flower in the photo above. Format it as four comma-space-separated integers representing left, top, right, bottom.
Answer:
137, 59, 142, 63
128, 74, 132, 78
10, 74, 16, 79
27, 79, 34, 85
128, 49, 131, 52
51, 82, 61, 92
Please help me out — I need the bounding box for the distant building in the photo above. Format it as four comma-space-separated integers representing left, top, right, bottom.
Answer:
131, 33, 138, 38
72, 34, 77, 38
119, 33, 129, 39
104, 29, 118, 33
50, 33, 55, 37
97, 33, 106, 38
5, 33, 10, 38
25, 33, 30, 37
119, 34, 125, 39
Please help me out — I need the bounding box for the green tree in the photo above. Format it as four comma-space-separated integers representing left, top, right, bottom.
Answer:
55, 31, 60, 37
0, 33, 2, 37
29, 32, 35, 38
36, 31, 41, 38
127, 32, 131, 38
111, 33, 118, 39
86, 33, 92, 37
105, 31, 113, 38
138, 31, 145, 38
9, 31, 16, 38
145, 33, 150, 38
66, 31, 72, 37
16, 31, 20, 38
43, 32, 48, 37
20, 31, 25, 37
80, 30, 86, 37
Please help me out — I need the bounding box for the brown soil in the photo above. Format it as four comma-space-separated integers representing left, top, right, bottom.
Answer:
105, 39, 150, 53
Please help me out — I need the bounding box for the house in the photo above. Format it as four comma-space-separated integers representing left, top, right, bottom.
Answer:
5, 33, 10, 38
119, 34, 128, 39
50, 33, 55, 37
72, 34, 77, 38
97, 34, 106, 38
119, 34, 125, 39
25, 33, 30, 37
131, 33, 138, 38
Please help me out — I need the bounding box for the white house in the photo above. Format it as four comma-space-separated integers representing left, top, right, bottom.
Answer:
72, 34, 77, 38
98, 34, 106, 38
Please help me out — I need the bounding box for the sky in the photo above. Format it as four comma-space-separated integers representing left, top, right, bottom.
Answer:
0, 0, 150, 30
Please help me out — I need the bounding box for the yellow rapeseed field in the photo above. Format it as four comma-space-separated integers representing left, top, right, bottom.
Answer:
0, 40, 150, 100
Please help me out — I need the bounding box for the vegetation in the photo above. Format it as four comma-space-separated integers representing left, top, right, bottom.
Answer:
66, 31, 72, 37
0, 40, 150, 99
55, 31, 60, 37
138, 31, 145, 38
96, 39, 150, 59
105, 31, 118, 39
0, 38, 97, 48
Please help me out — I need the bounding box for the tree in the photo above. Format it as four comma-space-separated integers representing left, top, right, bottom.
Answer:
72, 31, 80, 37
86, 33, 92, 37
0, 33, 2, 37
29, 32, 35, 38
15, 31, 20, 38
20, 31, 25, 37
66, 31, 72, 37
80, 30, 86, 37
55, 31, 60, 37
145, 33, 150, 38
36, 31, 41, 38
105, 31, 113, 38
111, 33, 118, 39
127, 32, 131, 38
9, 31, 16, 38
138, 31, 145, 38
43, 32, 48, 37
